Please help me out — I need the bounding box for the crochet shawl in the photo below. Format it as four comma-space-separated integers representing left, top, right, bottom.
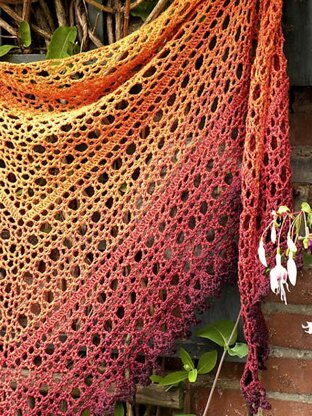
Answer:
0, 0, 292, 414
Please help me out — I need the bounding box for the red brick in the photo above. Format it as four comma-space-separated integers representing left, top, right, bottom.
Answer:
290, 113, 312, 146
261, 357, 312, 394
266, 268, 312, 304
263, 399, 312, 416
218, 361, 245, 381
264, 313, 312, 349
189, 387, 248, 416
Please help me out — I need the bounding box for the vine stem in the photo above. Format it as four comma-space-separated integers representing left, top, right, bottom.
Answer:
202, 309, 242, 416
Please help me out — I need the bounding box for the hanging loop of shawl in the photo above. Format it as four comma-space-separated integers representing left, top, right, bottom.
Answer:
0, 0, 292, 414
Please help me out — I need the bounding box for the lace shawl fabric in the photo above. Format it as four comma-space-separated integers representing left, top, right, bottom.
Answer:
0, 0, 292, 414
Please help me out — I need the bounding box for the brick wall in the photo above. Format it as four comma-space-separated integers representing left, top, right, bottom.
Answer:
196, 88, 312, 416
153, 88, 312, 416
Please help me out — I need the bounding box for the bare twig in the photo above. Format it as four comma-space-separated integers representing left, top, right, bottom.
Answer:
69, 0, 75, 27
91, 12, 100, 36
54, 0, 67, 26
0, 0, 34, 3
123, 0, 130, 37
0, 3, 51, 40
74, 0, 83, 45
84, 0, 113, 14
88, 29, 103, 47
106, 0, 114, 44
33, 4, 52, 47
0, 15, 17, 36
76, 0, 89, 51
88, 11, 103, 47
22, 0, 32, 21
114, 0, 122, 41
124, 0, 146, 11
143, 0, 167, 26
0, 34, 17, 38
126, 403, 134, 416
39, 0, 56, 32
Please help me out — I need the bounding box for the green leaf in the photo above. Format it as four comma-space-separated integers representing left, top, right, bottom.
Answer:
227, 342, 248, 358
114, 402, 124, 416
0, 45, 18, 58
149, 374, 163, 383
81, 410, 90, 416
304, 252, 312, 266
196, 320, 238, 347
19, 21, 31, 47
179, 347, 194, 370
277, 205, 290, 215
295, 215, 302, 235
197, 350, 218, 374
301, 202, 312, 214
46, 26, 78, 60
188, 369, 197, 383
308, 213, 312, 228
130, 0, 158, 21
159, 370, 188, 386
303, 238, 309, 249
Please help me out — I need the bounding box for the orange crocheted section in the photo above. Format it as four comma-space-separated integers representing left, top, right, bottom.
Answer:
0, 0, 292, 414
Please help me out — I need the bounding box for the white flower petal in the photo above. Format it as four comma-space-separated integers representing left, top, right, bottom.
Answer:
275, 253, 282, 267
280, 284, 287, 305
270, 224, 277, 244
270, 268, 280, 294
287, 234, 297, 253
270, 256, 289, 303
287, 255, 297, 286
258, 239, 267, 267
302, 322, 312, 335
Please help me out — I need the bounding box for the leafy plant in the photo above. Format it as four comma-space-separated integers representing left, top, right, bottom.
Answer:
150, 317, 248, 416
0, 21, 32, 58
196, 319, 238, 347
196, 319, 247, 358
150, 347, 218, 390
46, 26, 78, 60
19, 21, 31, 48
114, 401, 125, 416
0, 45, 18, 58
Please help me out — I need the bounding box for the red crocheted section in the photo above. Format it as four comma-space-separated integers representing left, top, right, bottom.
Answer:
0, 0, 292, 414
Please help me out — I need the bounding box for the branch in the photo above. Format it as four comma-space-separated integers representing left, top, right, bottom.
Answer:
123, 0, 130, 37
120, 0, 146, 12
0, 15, 17, 36
114, 0, 123, 41
54, 0, 67, 26
22, 0, 32, 21
143, 0, 167, 26
0, 3, 51, 40
88, 28, 103, 48
106, 0, 114, 44
84, 0, 114, 14
39, 0, 56, 32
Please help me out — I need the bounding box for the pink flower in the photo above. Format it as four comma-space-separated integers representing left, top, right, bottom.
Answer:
302, 322, 312, 335
270, 253, 289, 304
258, 238, 267, 267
